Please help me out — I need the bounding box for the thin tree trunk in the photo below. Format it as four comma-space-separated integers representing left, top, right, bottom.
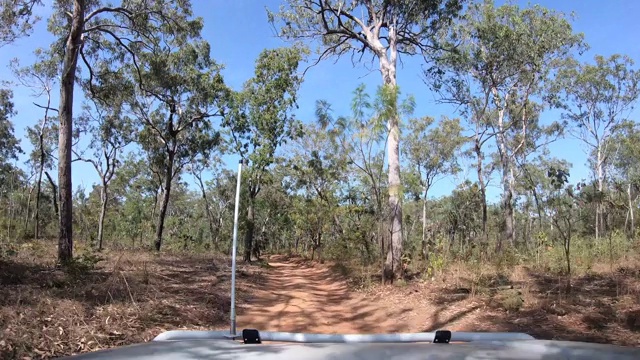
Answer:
629, 183, 635, 239
565, 221, 572, 277
57, 0, 85, 264
195, 171, 218, 250
214, 211, 224, 245
475, 137, 488, 244
151, 186, 160, 220
243, 191, 255, 262
531, 187, 543, 231
7, 171, 15, 239
379, 216, 385, 285
527, 215, 534, 250
421, 187, 429, 261
595, 209, 600, 241
34, 86, 51, 239
155, 152, 174, 251
595, 146, 604, 242
34, 165, 43, 238
23, 183, 34, 235
97, 182, 107, 251
499, 164, 515, 252
44, 171, 58, 217
509, 166, 517, 244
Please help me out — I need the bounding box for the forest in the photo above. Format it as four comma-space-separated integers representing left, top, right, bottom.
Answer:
2, 0, 640, 279
1, 0, 640, 357
2, 0, 640, 282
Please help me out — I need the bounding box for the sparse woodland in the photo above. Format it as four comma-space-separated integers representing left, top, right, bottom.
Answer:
2, 0, 640, 358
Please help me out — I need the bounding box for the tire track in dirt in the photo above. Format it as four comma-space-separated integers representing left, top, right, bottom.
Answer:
235, 255, 482, 334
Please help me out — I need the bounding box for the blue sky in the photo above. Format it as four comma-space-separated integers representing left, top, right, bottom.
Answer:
2, 0, 639, 203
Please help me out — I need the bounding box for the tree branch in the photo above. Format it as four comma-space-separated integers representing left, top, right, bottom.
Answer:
33, 102, 58, 113
85, 6, 133, 24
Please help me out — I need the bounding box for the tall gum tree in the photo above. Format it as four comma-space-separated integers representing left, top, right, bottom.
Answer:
552, 54, 640, 241
404, 116, 464, 261
0, 90, 22, 183
269, 0, 464, 282
427, 0, 584, 251
131, 39, 227, 252
225, 46, 303, 262
316, 84, 415, 267
289, 122, 350, 253
74, 78, 134, 251
0, 0, 42, 46
608, 121, 640, 238
188, 152, 226, 250
46, 0, 201, 263
10, 49, 60, 238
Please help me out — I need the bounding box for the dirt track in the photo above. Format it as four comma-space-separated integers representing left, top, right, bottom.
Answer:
3, 248, 639, 359
234, 256, 640, 347
235, 255, 482, 334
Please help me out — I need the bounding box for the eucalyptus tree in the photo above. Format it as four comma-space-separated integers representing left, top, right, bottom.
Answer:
445, 180, 484, 248
290, 122, 350, 247
552, 54, 640, 241
188, 153, 226, 250
46, 0, 202, 262
427, 0, 583, 250
316, 84, 415, 266
10, 49, 60, 238
608, 121, 640, 238
75, 77, 134, 250
403, 116, 464, 261
0, 89, 23, 240
110, 152, 159, 246
225, 46, 303, 262
131, 38, 227, 252
0, 89, 22, 185
316, 85, 388, 235
269, 0, 465, 282
316, 87, 388, 262
0, 0, 42, 47
546, 166, 580, 283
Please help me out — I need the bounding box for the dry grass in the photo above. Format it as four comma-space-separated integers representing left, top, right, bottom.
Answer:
3, 241, 640, 359
0, 240, 265, 359
457, 263, 640, 345
326, 257, 640, 347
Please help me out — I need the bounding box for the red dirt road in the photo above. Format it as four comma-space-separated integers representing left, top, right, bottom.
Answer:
234, 256, 640, 347
236, 255, 481, 334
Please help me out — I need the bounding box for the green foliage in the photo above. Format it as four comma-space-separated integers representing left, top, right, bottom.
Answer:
404, 116, 465, 196
0, 0, 42, 46
497, 289, 524, 312
1, 1, 640, 306
0, 89, 22, 178
226, 46, 304, 171
64, 251, 104, 276
551, 55, 640, 242
268, 0, 464, 59
134, 39, 226, 172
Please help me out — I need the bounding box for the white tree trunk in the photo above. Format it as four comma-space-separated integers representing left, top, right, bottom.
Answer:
378, 35, 403, 283
421, 187, 428, 261
596, 145, 604, 241
628, 183, 635, 238
495, 104, 515, 251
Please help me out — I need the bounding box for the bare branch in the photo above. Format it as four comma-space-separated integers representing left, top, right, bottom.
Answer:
85, 6, 133, 24
33, 102, 59, 113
